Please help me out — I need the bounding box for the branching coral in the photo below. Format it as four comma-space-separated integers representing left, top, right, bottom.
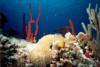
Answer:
81, 3, 100, 43
86, 3, 100, 31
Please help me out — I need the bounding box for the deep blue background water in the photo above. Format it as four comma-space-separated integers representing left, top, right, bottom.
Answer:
0, 0, 100, 40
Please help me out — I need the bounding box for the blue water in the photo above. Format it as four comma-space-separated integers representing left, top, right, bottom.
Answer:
0, 0, 100, 40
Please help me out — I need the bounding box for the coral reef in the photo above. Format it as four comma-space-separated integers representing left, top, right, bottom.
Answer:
0, 3, 100, 67
28, 32, 97, 67
0, 31, 99, 67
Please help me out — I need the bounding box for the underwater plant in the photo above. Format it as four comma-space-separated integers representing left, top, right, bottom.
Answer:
81, 3, 100, 43
81, 3, 100, 62
69, 19, 76, 35
25, 3, 35, 42
56, 19, 76, 36
25, 3, 41, 43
